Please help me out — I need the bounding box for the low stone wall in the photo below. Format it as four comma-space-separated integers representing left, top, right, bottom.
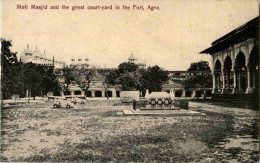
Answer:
211, 93, 258, 102
120, 91, 139, 103
173, 99, 189, 110
133, 98, 189, 110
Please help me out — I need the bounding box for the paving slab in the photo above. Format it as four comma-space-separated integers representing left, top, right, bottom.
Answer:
122, 109, 206, 116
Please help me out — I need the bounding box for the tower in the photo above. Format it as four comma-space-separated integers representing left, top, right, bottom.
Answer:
128, 53, 137, 63
22, 44, 33, 63
33, 45, 41, 58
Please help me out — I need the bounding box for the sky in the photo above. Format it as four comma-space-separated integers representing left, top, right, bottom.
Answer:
1, 0, 259, 70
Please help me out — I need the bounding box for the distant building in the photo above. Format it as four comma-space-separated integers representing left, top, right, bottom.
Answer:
200, 16, 259, 100
55, 67, 120, 98
54, 52, 213, 98
162, 71, 212, 98
128, 53, 146, 69
21, 44, 65, 69
70, 57, 89, 69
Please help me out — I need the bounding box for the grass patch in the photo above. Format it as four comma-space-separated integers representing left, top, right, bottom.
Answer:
2, 100, 257, 162
20, 113, 234, 162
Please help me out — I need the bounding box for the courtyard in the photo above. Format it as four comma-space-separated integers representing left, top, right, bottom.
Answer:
1, 99, 259, 162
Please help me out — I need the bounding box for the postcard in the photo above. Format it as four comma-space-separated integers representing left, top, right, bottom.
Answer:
1, 0, 259, 162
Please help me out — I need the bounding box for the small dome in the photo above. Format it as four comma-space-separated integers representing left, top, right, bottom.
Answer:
33, 46, 41, 57
42, 50, 47, 58
129, 53, 136, 60
129, 54, 136, 60
24, 44, 32, 54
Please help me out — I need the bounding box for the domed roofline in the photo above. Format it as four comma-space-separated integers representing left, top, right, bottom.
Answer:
33, 45, 41, 57
24, 43, 33, 54
128, 53, 137, 60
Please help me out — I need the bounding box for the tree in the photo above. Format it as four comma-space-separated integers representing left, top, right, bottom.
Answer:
1, 39, 17, 63
118, 62, 138, 74
41, 68, 61, 96
1, 38, 61, 99
105, 62, 138, 87
139, 65, 169, 93
116, 75, 138, 91
188, 61, 211, 72
183, 61, 212, 98
105, 63, 168, 93
105, 70, 119, 85
61, 66, 75, 91
72, 67, 96, 95
183, 74, 212, 98
23, 63, 43, 100
1, 39, 19, 99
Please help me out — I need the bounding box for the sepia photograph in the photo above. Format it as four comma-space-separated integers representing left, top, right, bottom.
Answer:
1, 0, 259, 162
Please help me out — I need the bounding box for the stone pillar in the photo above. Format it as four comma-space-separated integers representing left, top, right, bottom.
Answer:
91, 91, 95, 97
81, 90, 85, 96
145, 89, 150, 99
112, 90, 116, 98
216, 74, 220, 93
246, 71, 253, 94
60, 91, 64, 97
227, 72, 230, 92
203, 90, 206, 98
192, 91, 196, 98
238, 73, 243, 93
252, 71, 256, 89
222, 72, 226, 93
71, 91, 74, 96
212, 72, 217, 93
232, 71, 238, 94
182, 91, 185, 97
102, 91, 105, 97
170, 89, 174, 100
26, 89, 29, 97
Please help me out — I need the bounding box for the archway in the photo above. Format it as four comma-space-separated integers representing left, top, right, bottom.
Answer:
53, 91, 61, 96
215, 59, 221, 71
214, 59, 222, 92
223, 56, 232, 93
248, 46, 259, 71
248, 46, 259, 92
195, 91, 202, 97
64, 90, 71, 96
175, 91, 182, 97
205, 90, 212, 97
116, 91, 120, 97
95, 91, 102, 97
74, 90, 82, 95
235, 52, 247, 93
86, 91, 92, 97
106, 90, 112, 97
185, 91, 192, 97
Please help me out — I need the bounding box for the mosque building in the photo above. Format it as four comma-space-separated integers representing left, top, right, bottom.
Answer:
20, 44, 213, 99
21, 44, 65, 69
